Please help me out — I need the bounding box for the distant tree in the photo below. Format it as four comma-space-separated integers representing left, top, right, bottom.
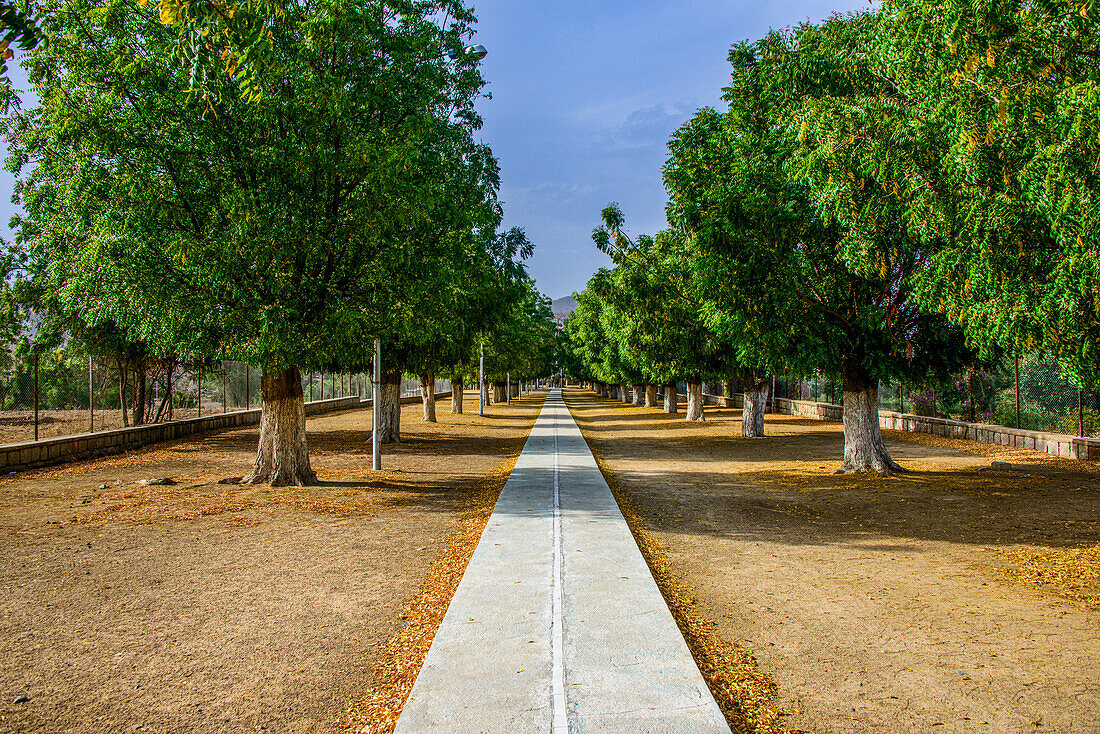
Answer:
593, 205, 735, 421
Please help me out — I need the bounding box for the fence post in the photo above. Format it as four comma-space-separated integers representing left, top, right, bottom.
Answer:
222, 363, 227, 413
33, 353, 39, 441
1015, 356, 1021, 429
89, 355, 94, 433
1081, 387, 1086, 438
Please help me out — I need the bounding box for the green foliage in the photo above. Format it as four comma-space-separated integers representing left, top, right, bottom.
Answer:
7, 0, 494, 380
663, 16, 972, 393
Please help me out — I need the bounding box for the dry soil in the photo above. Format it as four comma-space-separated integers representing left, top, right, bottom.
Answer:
0, 391, 545, 734
565, 388, 1100, 734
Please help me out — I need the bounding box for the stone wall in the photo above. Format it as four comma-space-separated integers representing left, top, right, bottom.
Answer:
764, 395, 1097, 461
0, 392, 447, 474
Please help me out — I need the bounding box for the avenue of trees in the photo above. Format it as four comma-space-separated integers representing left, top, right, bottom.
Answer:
565, 0, 1099, 474
1, 0, 559, 485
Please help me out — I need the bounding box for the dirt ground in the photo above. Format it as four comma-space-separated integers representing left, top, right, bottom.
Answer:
0, 391, 546, 734
565, 389, 1100, 734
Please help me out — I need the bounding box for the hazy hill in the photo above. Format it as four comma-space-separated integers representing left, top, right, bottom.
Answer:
551, 296, 576, 323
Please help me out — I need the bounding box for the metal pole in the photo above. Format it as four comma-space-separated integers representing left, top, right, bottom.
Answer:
478, 342, 485, 416
198, 371, 202, 418
1081, 387, 1086, 438
506, 372, 511, 405
1015, 356, 1021, 429
372, 339, 381, 471
222, 363, 227, 413
245, 365, 250, 408
89, 355, 94, 433
33, 353, 39, 441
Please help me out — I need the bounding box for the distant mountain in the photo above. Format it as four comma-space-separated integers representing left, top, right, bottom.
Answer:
551, 296, 576, 323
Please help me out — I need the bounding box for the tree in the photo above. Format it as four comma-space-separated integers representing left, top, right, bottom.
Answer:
481, 278, 557, 403
664, 16, 969, 472
6, 0, 490, 484
862, 0, 1100, 387
592, 206, 736, 421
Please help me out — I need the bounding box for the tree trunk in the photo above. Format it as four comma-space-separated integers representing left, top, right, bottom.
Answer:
420, 372, 436, 422
493, 381, 506, 403
243, 366, 316, 486
451, 379, 464, 414
742, 378, 768, 437
632, 385, 644, 406
510, 382, 520, 399
378, 369, 402, 444
723, 377, 738, 408
645, 384, 657, 407
131, 367, 146, 426
966, 367, 977, 422
481, 377, 490, 406
118, 363, 129, 428
153, 366, 173, 423
663, 384, 678, 414
839, 359, 902, 474
685, 381, 705, 422
619, 384, 630, 403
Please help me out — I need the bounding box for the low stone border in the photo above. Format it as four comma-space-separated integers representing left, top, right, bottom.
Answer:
0, 392, 450, 475
633, 387, 1096, 461
764, 395, 1097, 461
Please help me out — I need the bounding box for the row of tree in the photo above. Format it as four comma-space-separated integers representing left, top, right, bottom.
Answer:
0, 0, 560, 485
564, 0, 1098, 474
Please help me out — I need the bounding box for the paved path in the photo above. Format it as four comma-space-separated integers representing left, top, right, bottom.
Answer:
395, 389, 730, 733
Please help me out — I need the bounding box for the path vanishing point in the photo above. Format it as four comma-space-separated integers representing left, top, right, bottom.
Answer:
395, 389, 730, 733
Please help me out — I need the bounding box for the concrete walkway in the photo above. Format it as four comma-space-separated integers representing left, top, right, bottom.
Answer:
395, 389, 730, 733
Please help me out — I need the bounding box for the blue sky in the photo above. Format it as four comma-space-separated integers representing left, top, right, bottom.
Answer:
471, 0, 870, 299
0, 0, 870, 300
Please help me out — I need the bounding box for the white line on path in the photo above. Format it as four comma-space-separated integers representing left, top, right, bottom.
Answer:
552, 425, 568, 732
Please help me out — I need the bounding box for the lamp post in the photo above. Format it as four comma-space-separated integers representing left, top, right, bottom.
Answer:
478, 342, 485, 416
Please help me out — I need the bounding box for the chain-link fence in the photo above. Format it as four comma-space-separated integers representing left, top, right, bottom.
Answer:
766, 354, 1097, 438
0, 352, 380, 446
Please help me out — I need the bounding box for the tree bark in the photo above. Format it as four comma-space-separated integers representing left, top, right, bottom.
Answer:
481, 377, 490, 406
118, 362, 129, 428
378, 369, 402, 444
510, 382, 520, 399
619, 384, 630, 403
644, 384, 657, 408
451, 379, 464, 414
839, 358, 902, 474
632, 385, 644, 406
492, 381, 506, 404
420, 372, 436, 422
685, 381, 705, 422
742, 378, 769, 437
243, 366, 316, 486
663, 384, 678, 414
723, 377, 738, 408
153, 366, 173, 423
131, 366, 146, 426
